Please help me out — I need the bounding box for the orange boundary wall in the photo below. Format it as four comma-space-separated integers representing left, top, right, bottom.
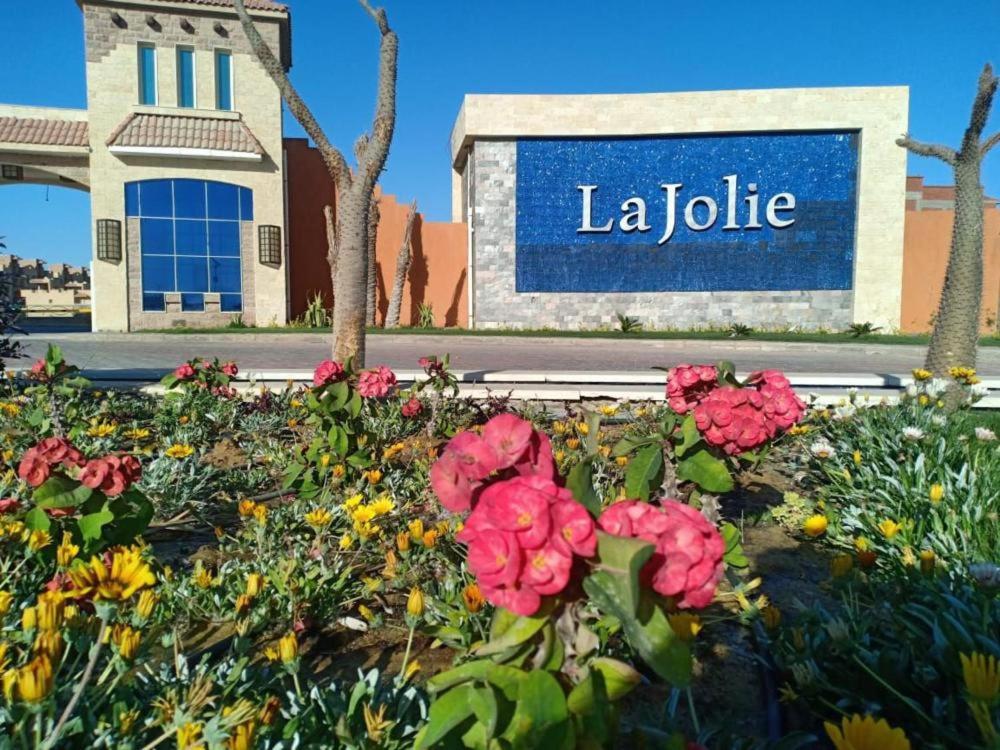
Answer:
285, 138, 467, 327
900, 208, 1000, 333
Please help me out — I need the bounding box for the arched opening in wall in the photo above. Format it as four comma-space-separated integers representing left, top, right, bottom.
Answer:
0, 173, 92, 333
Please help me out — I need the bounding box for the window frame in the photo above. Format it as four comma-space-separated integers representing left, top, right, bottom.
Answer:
127, 179, 251, 313
214, 49, 234, 111
137, 43, 158, 106
176, 46, 197, 108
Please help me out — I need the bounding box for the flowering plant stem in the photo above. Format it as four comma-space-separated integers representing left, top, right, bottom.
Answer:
399, 623, 416, 679
42, 615, 109, 749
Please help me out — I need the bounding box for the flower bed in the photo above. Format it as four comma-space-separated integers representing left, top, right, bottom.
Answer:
0, 347, 992, 748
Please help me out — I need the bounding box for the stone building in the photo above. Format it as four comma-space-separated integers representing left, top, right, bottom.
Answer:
0, 0, 291, 330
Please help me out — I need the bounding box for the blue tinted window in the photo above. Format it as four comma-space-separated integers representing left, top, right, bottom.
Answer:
142, 256, 175, 292
181, 293, 204, 312
240, 187, 253, 221
140, 219, 174, 255
175, 220, 208, 256
173, 180, 206, 218
215, 51, 233, 111
209, 222, 240, 257
143, 293, 165, 312
130, 179, 246, 312
139, 45, 157, 105
210, 258, 241, 293
125, 183, 140, 216
177, 48, 195, 108
139, 180, 173, 217
177, 256, 209, 292
207, 182, 239, 220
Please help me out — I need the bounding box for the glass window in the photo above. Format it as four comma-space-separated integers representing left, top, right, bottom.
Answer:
240, 187, 254, 221
125, 183, 139, 216
210, 258, 241, 293
177, 47, 196, 108
208, 222, 240, 257
177, 257, 209, 292
138, 44, 157, 106
143, 293, 165, 312
207, 181, 240, 220
215, 50, 233, 111
127, 179, 250, 312
173, 180, 206, 219
139, 180, 173, 217
139, 219, 174, 255
181, 293, 205, 312
141, 256, 175, 293
175, 220, 208, 256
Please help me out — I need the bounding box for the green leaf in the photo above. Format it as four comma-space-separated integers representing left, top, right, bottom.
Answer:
716, 360, 738, 386
159, 373, 179, 389
624, 444, 663, 501
566, 458, 601, 518
590, 658, 642, 701
501, 670, 571, 749
347, 391, 363, 418
583, 578, 692, 687
588, 531, 655, 617
427, 660, 526, 702
612, 435, 656, 458
674, 415, 701, 459
327, 425, 349, 457
79, 504, 115, 543
676, 447, 734, 493
414, 683, 478, 749
476, 608, 551, 657
24, 506, 51, 532
721, 522, 748, 568
33, 476, 93, 510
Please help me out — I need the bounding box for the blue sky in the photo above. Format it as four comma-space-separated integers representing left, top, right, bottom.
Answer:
1, 0, 998, 267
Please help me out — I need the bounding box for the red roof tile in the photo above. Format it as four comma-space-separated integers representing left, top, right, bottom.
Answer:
0, 117, 89, 147
106, 112, 264, 155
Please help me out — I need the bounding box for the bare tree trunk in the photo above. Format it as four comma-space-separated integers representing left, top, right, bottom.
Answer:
898, 63, 999, 378
234, 0, 397, 367
385, 200, 417, 328
365, 198, 380, 327
324, 204, 338, 280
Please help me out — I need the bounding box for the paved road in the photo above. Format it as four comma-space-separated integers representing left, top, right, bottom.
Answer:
12, 331, 1000, 376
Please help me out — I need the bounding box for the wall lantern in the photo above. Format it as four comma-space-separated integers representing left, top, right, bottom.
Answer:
1, 165, 23, 181
96, 219, 122, 262
145, 14, 161, 31
180, 17, 195, 33
258, 225, 282, 265
110, 11, 127, 28
213, 21, 229, 37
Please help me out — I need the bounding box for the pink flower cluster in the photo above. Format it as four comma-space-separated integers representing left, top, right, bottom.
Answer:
666, 364, 719, 414
357, 365, 398, 399
430, 415, 596, 615
401, 396, 423, 418
313, 359, 346, 387
173, 359, 237, 383
18, 438, 141, 497
598, 500, 724, 609
430, 413, 554, 513
18, 437, 85, 487
667, 365, 805, 455
457, 475, 597, 615
79, 454, 142, 496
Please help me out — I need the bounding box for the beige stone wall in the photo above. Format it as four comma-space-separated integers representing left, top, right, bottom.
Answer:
83, 2, 288, 331
451, 88, 909, 329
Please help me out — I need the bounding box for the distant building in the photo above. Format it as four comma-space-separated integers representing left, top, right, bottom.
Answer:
906, 176, 999, 211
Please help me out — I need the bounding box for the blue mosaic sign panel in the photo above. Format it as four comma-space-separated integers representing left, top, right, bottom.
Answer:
515, 132, 859, 293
